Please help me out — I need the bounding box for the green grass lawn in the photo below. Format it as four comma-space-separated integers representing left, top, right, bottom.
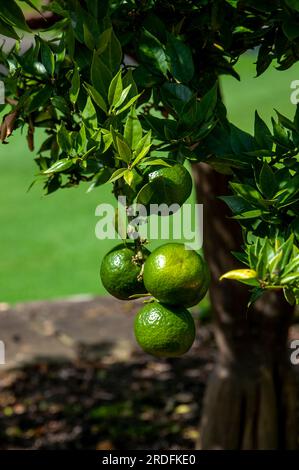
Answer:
1, 53, 299, 303
0, 132, 115, 302
222, 53, 299, 131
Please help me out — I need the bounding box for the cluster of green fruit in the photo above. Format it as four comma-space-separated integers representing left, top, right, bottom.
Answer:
100, 242, 210, 357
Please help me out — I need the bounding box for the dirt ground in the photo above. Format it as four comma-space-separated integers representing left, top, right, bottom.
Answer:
0, 296, 297, 449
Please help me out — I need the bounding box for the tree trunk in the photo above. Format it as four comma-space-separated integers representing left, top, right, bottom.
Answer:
192, 163, 297, 450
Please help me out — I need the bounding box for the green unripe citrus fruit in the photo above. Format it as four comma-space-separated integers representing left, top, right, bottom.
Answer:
134, 301, 195, 357
138, 164, 192, 212
100, 243, 150, 300
143, 243, 210, 307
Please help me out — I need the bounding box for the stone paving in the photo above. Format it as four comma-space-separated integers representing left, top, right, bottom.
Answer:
0, 296, 143, 370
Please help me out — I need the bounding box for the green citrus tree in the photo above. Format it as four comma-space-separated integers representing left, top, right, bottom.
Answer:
1, 0, 299, 449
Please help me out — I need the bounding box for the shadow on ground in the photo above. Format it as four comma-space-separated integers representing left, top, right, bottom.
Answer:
0, 334, 215, 450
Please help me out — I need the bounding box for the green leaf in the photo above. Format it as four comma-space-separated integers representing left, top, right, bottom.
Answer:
99, 27, 122, 74
0, 0, 31, 32
268, 250, 283, 275
279, 235, 294, 268
247, 288, 265, 308
40, 41, 55, 76
100, 130, 113, 152
258, 162, 278, 199
124, 169, 134, 187
254, 111, 272, 150
275, 110, 297, 132
116, 137, 131, 163
198, 84, 218, 121
139, 29, 168, 76
256, 238, 270, 279
0, 17, 19, 40
97, 28, 113, 54
281, 272, 299, 284
82, 97, 97, 130
283, 288, 296, 306
134, 130, 152, 159
140, 158, 171, 167
180, 84, 217, 130
76, 125, 87, 153
83, 22, 96, 50
160, 83, 192, 114
285, 0, 299, 10
282, 19, 299, 40
144, 114, 175, 140
43, 158, 73, 174
114, 85, 132, 109
27, 86, 52, 113
87, 168, 112, 192
219, 195, 253, 214
57, 123, 71, 152
256, 43, 272, 76
91, 51, 112, 98
84, 83, 107, 113
272, 118, 292, 148
166, 33, 194, 82
122, 69, 138, 99
51, 96, 69, 116
108, 69, 123, 107
232, 209, 264, 220
82, 145, 96, 160
124, 107, 143, 150
230, 124, 256, 154
232, 251, 249, 265
131, 145, 152, 167
283, 256, 299, 278
107, 168, 127, 184
70, 67, 80, 104
65, 24, 75, 58
230, 182, 265, 207
115, 93, 142, 115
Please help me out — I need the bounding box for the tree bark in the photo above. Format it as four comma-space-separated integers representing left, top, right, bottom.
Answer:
192, 163, 297, 450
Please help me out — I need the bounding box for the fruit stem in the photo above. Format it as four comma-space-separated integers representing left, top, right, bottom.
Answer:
126, 206, 142, 250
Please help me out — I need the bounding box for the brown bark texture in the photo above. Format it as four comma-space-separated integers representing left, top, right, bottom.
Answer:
192, 163, 297, 450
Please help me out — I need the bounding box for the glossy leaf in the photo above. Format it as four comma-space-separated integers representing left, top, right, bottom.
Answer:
91, 51, 112, 98
124, 107, 143, 150
70, 67, 80, 104
139, 29, 168, 76
258, 162, 278, 199
254, 111, 272, 150
115, 93, 142, 115
107, 168, 127, 184
108, 69, 123, 107
0, 0, 31, 32
57, 123, 71, 152
116, 137, 131, 163
40, 41, 55, 76
43, 159, 73, 174
84, 83, 107, 113
166, 34, 194, 82
82, 97, 98, 130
